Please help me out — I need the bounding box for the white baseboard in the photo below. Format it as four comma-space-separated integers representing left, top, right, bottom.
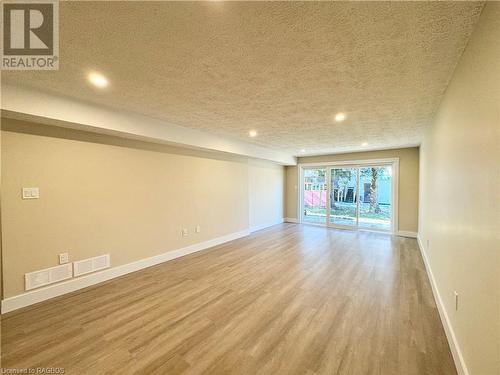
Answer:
249, 218, 284, 233
417, 236, 469, 375
396, 230, 418, 238
284, 217, 299, 223
1, 229, 250, 314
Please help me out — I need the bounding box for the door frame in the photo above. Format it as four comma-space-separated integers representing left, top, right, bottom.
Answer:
298, 158, 399, 234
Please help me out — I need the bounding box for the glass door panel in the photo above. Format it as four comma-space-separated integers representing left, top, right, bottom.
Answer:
358, 166, 392, 231
329, 168, 358, 227
303, 168, 327, 224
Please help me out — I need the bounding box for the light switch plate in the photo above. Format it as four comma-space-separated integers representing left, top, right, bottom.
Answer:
59, 253, 69, 264
22, 187, 39, 199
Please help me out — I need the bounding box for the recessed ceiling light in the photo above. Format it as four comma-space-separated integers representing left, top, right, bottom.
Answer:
300, 149, 306, 153
88, 72, 108, 88
334, 113, 346, 122
248, 130, 257, 137
361, 142, 368, 146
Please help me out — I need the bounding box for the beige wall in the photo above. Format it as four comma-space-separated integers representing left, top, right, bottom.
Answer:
1, 119, 284, 298
249, 159, 285, 230
285, 147, 420, 233
0, 124, 2, 300
419, 4, 499, 374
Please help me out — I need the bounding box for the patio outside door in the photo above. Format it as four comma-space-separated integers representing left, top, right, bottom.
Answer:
329, 167, 358, 228
358, 166, 392, 231
301, 162, 395, 233
302, 168, 327, 224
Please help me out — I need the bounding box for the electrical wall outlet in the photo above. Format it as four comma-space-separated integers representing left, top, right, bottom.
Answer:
182, 228, 188, 237
59, 252, 69, 264
195, 225, 201, 233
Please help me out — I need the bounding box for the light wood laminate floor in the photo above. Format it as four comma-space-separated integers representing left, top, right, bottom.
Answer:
1, 224, 456, 374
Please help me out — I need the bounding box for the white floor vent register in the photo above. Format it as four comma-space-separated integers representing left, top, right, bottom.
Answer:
73, 254, 111, 277
25, 264, 73, 291
24, 255, 111, 291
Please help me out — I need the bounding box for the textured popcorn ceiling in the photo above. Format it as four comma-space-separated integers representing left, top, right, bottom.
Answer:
2, 1, 484, 156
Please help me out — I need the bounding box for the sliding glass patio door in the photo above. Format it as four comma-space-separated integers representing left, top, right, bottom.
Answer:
302, 168, 327, 224
329, 167, 358, 228
301, 162, 395, 233
358, 166, 392, 231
